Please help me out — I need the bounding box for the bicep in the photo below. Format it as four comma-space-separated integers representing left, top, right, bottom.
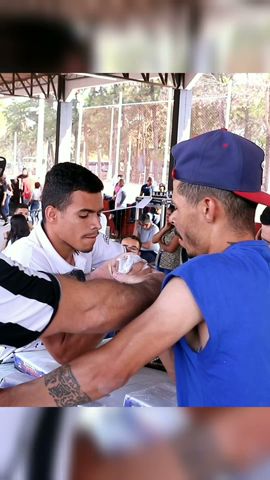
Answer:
42, 275, 90, 337
107, 277, 203, 377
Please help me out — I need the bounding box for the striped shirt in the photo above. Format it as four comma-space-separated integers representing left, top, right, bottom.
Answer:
0, 253, 60, 348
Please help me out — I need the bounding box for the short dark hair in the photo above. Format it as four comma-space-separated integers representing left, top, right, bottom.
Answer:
139, 212, 152, 224
42, 162, 103, 220
14, 203, 28, 211
121, 234, 142, 249
176, 181, 256, 233
260, 206, 270, 225
34, 182, 41, 189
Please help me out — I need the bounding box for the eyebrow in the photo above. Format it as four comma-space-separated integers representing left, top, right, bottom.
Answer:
122, 244, 139, 249
78, 208, 103, 214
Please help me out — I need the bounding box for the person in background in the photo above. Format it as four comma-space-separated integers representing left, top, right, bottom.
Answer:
114, 178, 127, 238
14, 202, 29, 220
157, 182, 166, 194
2, 203, 32, 248
0, 175, 8, 225
149, 206, 161, 226
140, 176, 154, 196
2, 175, 12, 220
30, 181, 42, 225
152, 204, 188, 275
108, 174, 123, 216
5, 213, 30, 248
121, 235, 141, 255
256, 206, 270, 243
9, 177, 20, 214
133, 212, 159, 263
113, 174, 123, 197
17, 167, 32, 205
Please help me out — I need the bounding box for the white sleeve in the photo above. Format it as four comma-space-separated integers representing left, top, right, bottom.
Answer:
2, 237, 33, 267
92, 233, 125, 269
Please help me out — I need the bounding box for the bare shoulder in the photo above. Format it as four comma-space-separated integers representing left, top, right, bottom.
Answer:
151, 277, 203, 332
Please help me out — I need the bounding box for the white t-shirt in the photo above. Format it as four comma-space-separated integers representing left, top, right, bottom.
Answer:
31, 187, 42, 201
92, 233, 125, 269
2, 222, 125, 274
137, 223, 160, 254
3, 221, 93, 275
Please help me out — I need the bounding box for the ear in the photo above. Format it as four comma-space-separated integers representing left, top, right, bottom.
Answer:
200, 197, 219, 223
45, 205, 58, 223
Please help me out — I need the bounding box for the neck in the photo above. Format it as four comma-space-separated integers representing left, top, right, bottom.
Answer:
43, 223, 75, 265
208, 229, 255, 255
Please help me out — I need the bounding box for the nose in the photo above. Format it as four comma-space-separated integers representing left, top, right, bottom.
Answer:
92, 213, 102, 230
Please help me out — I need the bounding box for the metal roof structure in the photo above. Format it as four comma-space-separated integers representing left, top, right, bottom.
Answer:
0, 72, 198, 186
0, 73, 198, 101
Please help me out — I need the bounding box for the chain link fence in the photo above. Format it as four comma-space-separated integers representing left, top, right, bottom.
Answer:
191, 73, 270, 191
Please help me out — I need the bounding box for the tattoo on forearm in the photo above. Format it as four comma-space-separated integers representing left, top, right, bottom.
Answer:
44, 365, 92, 406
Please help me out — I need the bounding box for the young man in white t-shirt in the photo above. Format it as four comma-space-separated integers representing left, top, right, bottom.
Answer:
2, 163, 124, 363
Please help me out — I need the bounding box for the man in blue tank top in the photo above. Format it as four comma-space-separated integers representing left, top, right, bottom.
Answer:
5, 128, 270, 407
161, 129, 270, 406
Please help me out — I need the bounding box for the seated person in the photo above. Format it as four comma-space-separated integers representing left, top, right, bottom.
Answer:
5, 214, 31, 248
2, 203, 32, 247
14, 202, 29, 220
121, 234, 141, 255
133, 212, 160, 263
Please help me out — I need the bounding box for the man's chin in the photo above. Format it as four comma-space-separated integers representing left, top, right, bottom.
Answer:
79, 239, 97, 252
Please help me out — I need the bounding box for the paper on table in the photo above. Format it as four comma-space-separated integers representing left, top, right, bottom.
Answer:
136, 196, 152, 209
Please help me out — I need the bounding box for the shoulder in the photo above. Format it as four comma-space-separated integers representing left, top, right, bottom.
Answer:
3, 230, 53, 271
3, 236, 33, 267
151, 224, 159, 233
163, 252, 228, 287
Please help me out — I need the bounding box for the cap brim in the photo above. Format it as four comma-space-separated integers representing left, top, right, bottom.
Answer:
234, 190, 270, 206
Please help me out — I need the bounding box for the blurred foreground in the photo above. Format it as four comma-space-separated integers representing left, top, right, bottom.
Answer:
2, 407, 270, 479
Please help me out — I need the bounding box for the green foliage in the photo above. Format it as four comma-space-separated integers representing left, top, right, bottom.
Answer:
82, 82, 170, 182
0, 96, 56, 175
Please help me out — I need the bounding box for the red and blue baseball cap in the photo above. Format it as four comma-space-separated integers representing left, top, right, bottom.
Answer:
172, 129, 270, 206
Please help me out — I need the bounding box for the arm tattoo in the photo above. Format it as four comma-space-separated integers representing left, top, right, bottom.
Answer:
44, 365, 92, 406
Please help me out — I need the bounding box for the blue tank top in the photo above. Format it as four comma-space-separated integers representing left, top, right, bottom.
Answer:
163, 241, 270, 406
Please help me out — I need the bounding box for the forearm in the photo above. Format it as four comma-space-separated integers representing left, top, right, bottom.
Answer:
0, 346, 122, 407
44, 275, 162, 337
87, 277, 162, 332
141, 241, 153, 249
152, 226, 169, 244
42, 332, 105, 364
